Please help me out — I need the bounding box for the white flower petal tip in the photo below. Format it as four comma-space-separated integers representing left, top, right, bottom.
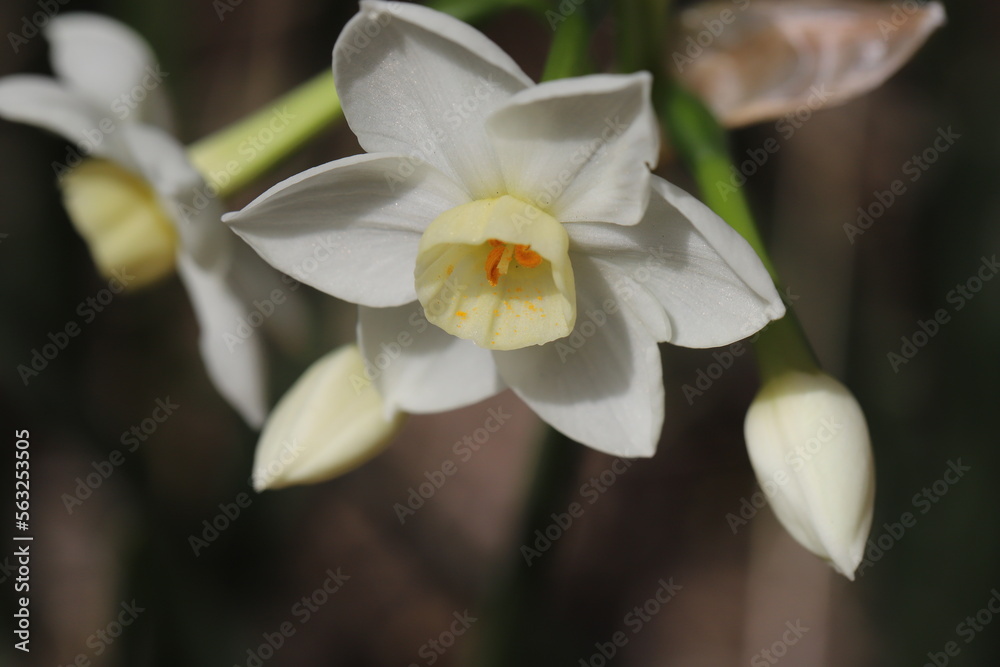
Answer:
744, 370, 875, 579
252, 345, 404, 491
414, 196, 575, 350
486, 72, 659, 226
45, 13, 160, 110
61, 159, 178, 288
672, 0, 947, 127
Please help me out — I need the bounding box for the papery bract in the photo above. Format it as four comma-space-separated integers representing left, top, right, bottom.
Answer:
672, 0, 946, 127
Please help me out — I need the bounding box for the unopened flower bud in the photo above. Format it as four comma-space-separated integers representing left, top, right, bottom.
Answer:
252, 344, 403, 491
744, 370, 875, 579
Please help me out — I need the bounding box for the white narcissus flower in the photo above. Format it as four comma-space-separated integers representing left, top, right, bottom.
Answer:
744, 370, 875, 579
227, 0, 785, 457
673, 0, 946, 127
0, 13, 266, 426
252, 344, 403, 490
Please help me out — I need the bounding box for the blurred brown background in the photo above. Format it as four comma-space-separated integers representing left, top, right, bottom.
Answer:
1, 1, 998, 666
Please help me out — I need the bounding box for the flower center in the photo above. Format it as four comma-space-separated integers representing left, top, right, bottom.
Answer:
61, 159, 178, 288
414, 196, 576, 350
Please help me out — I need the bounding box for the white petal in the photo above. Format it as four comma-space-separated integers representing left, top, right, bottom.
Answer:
569, 176, 785, 347
487, 73, 658, 225
225, 154, 470, 308
674, 0, 946, 127
175, 252, 267, 428
0, 76, 119, 159
333, 0, 532, 198
495, 259, 663, 458
253, 345, 403, 490
744, 371, 875, 579
357, 303, 504, 414
46, 13, 171, 126
118, 123, 228, 265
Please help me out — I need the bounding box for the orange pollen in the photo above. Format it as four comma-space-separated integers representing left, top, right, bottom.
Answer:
484, 239, 541, 286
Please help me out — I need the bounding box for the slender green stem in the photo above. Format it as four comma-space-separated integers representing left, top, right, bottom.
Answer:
187, 70, 341, 198
541, 5, 593, 81
471, 429, 584, 667
612, 0, 819, 380
614, 0, 672, 73
656, 81, 777, 278
655, 80, 819, 378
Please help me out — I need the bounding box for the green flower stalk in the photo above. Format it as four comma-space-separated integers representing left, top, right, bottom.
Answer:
651, 32, 876, 581
188, 70, 341, 199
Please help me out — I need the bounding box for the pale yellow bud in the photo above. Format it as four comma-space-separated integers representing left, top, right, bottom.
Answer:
61, 159, 178, 288
744, 370, 875, 579
252, 344, 403, 491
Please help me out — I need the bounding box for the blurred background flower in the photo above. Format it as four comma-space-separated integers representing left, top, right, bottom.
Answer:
1, 1, 997, 666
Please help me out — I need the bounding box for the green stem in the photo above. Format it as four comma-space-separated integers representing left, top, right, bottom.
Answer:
654, 80, 819, 377
187, 70, 341, 198
656, 82, 777, 278
471, 429, 584, 667
541, 4, 593, 81
614, 0, 672, 73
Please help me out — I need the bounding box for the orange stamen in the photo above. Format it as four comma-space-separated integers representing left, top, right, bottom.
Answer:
485, 241, 506, 286
484, 239, 542, 286
514, 244, 541, 268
